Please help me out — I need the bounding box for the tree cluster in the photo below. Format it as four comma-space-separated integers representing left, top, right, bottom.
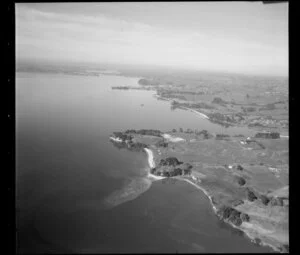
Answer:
245, 188, 258, 202
153, 158, 193, 177
155, 140, 168, 148
254, 132, 280, 139
218, 206, 250, 226
259, 194, 270, 205
171, 100, 215, 110
212, 97, 227, 105
112, 132, 133, 142
216, 134, 231, 140
125, 129, 162, 137
159, 157, 183, 167
235, 176, 246, 186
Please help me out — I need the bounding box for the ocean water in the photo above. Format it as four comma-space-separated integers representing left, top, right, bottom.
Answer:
16, 72, 272, 253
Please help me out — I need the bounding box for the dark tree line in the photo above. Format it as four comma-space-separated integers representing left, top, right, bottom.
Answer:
125, 129, 162, 137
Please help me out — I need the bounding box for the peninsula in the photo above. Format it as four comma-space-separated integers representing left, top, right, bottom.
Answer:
109, 129, 289, 253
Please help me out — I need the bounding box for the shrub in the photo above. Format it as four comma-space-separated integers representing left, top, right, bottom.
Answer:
254, 238, 261, 245
280, 244, 289, 253
182, 163, 193, 175
236, 176, 246, 186
270, 197, 284, 206
242, 107, 256, 113
212, 97, 227, 105
231, 199, 244, 207
236, 165, 244, 171
240, 213, 250, 222
156, 140, 168, 147
255, 132, 280, 139
216, 134, 230, 140
173, 168, 183, 176
218, 206, 242, 226
159, 157, 183, 167
230, 216, 242, 226
260, 195, 270, 205
246, 188, 257, 202
196, 130, 213, 139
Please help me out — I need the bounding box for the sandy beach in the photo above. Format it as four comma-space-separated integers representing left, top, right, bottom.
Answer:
109, 136, 123, 142
153, 94, 209, 120
182, 107, 209, 119
144, 147, 216, 211
176, 177, 217, 213
144, 148, 166, 180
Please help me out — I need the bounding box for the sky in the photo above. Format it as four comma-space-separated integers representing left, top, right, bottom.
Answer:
16, 2, 288, 77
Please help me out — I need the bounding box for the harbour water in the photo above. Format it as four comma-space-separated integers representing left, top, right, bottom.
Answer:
16, 71, 272, 253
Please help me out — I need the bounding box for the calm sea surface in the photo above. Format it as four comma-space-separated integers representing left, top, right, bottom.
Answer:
16, 72, 272, 253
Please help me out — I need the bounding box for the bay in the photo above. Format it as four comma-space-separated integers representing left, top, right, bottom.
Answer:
16, 71, 271, 253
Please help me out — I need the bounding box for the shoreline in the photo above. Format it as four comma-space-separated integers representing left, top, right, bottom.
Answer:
176, 177, 217, 213
180, 106, 209, 119
109, 136, 123, 143
153, 94, 209, 120
143, 147, 280, 253
144, 148, 166, 181
175, 179, 279, 252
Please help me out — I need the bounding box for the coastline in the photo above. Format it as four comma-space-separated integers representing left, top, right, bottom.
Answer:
176, 177, 217, 213
143, 147, 279, 253
109, 136, 123, 143
153, 94, 209, 120
180, 106, 209, 119
144, 148, 166, 181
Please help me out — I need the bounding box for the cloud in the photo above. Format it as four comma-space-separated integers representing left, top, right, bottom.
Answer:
16, 4, 288, 76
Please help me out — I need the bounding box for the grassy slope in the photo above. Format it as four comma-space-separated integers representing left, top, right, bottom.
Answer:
133, 133, 289, 251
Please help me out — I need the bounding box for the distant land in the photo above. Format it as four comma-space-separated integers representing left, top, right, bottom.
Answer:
17, 60, 289, 252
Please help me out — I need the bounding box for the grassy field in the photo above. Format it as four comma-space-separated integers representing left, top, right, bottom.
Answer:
122, 69, 288, 134
125, 131, 289, 252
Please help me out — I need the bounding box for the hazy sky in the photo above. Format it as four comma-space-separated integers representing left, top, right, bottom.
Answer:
16, 2, 288, 76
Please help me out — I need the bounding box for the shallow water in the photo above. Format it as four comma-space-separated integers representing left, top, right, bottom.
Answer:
16, 72, 272, 253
